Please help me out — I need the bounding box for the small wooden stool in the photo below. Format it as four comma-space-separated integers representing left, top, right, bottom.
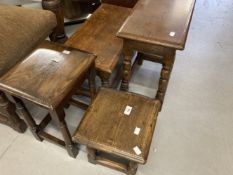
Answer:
73, 88, 160, 174
0, 41, 96, 158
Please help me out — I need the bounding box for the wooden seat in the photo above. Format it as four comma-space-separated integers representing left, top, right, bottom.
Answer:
65, 3, 133, 87
0, 41, 96, 158
73, 88, 160, 175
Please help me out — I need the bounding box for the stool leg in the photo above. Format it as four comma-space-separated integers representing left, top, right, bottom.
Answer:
99, 72, 110, 88
88, 63, 96, 101
50, 108, 78, 158
14, 98, 42, 141
0, 92, 27, 133
87, 147, 97, 164
156, 49, 176, 110
137, 58, 143, 66
136, 53, 144, 66
121, 46, 134, 91
127, 161, 138, 175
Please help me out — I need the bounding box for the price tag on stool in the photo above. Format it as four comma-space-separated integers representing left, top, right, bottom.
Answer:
51, 57, 60, 63
169, 31, 176, 37
134, 127, 141, 135
133, 146, 142, 155
124, 105, 132, 116
62, 50, 71, 55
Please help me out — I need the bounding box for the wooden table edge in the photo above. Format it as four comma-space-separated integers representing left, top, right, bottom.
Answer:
73, 135, 146, 164
116, 32, 185, 50
0, 83, 52, 109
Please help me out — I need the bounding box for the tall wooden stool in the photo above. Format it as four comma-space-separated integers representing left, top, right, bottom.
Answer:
0, 41, 96, 158
118, 0, 196, 110
73, 88, 160, 174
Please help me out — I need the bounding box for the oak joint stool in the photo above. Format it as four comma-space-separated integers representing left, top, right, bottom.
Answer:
117, 0, 196, 110
73, 88, 160, 174
0, 41, 96, 158
65, 3, 134, 88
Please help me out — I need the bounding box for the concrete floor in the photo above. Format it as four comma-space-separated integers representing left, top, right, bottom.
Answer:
1, 0, 233, 174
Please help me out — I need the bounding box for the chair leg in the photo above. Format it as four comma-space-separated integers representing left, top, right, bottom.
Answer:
50, 108, 79, 158
0, 92, 27, 133
42, 0, 68, 43
156, 49, 176, 110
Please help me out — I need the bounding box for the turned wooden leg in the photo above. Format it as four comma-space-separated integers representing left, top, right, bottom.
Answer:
0, 92, 27, 133
99, 71, 110, 88
120, 46, 133, 91
50, 108, 78, 158
156, 49, 176, 110
137, 58, 143, 66
127, 161, 138, 175
87, 147, 97, 164
136, 53, 144, 66
42, 0, 68, 43
88, 63, 96, 101
14, 98, 42, 140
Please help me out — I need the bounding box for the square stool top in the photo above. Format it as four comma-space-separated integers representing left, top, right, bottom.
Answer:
73, 88, 160, 164
0, 41, 96, 110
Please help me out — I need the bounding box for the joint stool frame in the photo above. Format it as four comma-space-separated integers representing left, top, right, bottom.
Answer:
120, 39, 176, 110
11, 65, 96, 157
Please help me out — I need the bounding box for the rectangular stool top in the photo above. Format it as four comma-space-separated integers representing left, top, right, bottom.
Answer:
0, 41, 96, 110
73, 88, 160, 164
65, 4, 131, 73
117, 0, 196, 50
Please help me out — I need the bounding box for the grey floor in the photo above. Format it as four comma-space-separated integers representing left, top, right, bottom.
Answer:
0, 0, 233, 175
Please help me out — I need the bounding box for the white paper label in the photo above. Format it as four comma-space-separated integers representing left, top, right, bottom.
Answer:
133, 146, 142, 155
51, 57, 60, 63
169, 32, 176, 37
62, 50, 70, 55
134, 127, 141, 135
87, 14, 92, 19
124, 106, 132, 116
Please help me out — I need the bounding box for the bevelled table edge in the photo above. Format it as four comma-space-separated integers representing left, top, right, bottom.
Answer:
0, 83, 52, 109
73, 134, 146, 164
116, 31, 185, 50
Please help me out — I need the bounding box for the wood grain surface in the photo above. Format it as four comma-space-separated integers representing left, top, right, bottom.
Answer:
65, 3, 131, 73
0, 41, 95, 110
73, 88, 160, 164
117, 0, 196, 50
